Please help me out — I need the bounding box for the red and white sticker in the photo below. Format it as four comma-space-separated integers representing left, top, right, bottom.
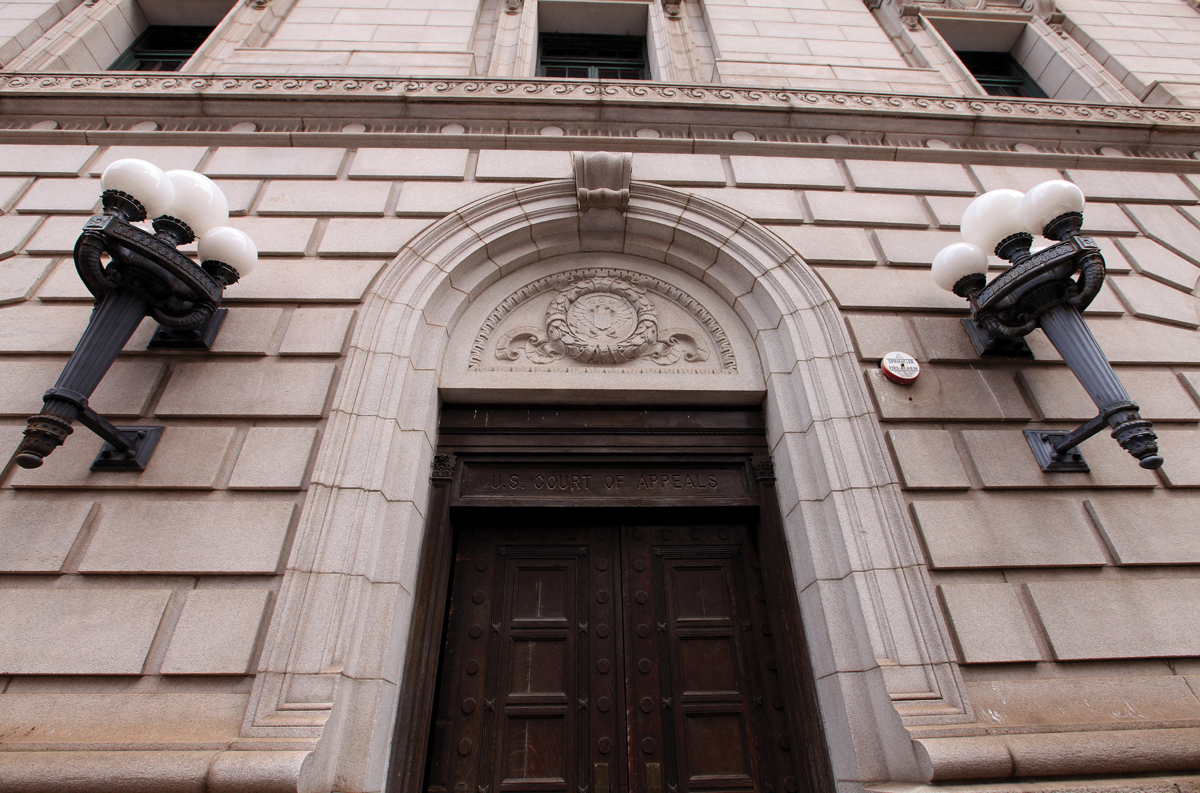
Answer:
881, 351, 920, 385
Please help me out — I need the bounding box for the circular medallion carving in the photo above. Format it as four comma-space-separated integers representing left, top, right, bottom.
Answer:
472, 590, 486, 604
546, 277, 657, 365
462, 698, 476, 714
661, 530, 673, 540
632, 529, 645, 540
596, 590, 610, 604
640, 697, 654, 713
475, 558, 488, 571
637, 624, 650, 638
597, 658, 611, 673
469, 624, 482, 638
638, 658, 652, 674
458, 739, 473, 756
596, 558, 609, 571
466, 659, 480, 675
598, 737, 612, 754
635, 591, 649, 604
634, 559, 647, 572
598, 696, 611, 712
642, 737, 656, 754
597, 624, 610, 638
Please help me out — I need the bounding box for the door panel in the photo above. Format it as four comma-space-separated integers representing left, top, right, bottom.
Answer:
426, 520, 801, 793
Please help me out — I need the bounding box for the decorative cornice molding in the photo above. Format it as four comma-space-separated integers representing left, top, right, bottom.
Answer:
0, 73, 1194, 128
1, 76, 1198, 161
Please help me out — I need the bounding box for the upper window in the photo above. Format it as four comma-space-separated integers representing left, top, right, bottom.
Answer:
110, 25, 215, 72
538, 33, 648, 79
956, 50, 1047, 98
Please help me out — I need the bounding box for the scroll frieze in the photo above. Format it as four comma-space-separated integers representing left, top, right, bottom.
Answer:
471, 269, 735, 374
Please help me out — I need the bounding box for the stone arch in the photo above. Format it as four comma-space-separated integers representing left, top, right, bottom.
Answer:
238, 179, 967, 792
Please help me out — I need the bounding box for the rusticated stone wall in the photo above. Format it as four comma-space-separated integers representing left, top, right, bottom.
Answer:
0, 128, 1198, 790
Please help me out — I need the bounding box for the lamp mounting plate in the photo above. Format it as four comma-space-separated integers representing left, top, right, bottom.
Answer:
148, 308, 227, 351
91, 426, 164, 471
962, 318, 1033, 358
1024, 429, 1090, 473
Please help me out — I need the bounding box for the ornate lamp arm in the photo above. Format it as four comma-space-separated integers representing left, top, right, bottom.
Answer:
10, 160, 256, 472
932, 182, 1163, 472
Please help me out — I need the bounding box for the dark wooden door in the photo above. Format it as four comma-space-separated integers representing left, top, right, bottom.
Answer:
425, 518, 804, 793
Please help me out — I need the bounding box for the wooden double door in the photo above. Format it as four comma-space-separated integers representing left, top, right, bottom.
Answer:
425, 514, 803, 793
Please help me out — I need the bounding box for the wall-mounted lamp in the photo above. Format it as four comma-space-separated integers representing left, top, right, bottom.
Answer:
932, 180, 1163, 473
10, 159, 257, 472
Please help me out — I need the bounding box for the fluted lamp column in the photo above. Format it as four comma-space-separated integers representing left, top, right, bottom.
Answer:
931, 180, 1163, 473
11, 159, 258, 471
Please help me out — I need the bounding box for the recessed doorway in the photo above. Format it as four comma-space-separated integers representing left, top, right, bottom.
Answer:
388, 407, 834, 793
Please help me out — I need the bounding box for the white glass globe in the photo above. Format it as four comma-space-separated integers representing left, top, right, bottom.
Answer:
198, 226, 257, 278
1018, 180, 1085, 236
931, 242, 988, 292
100, 158, 175, 218
960, 189, 1025, 254
164, 170, 229, 236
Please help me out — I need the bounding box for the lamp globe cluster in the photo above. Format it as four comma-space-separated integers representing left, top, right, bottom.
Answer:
100, 158, 257, 280
931, 179, 1087, 294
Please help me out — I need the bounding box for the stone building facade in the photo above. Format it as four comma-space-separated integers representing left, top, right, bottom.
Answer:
0, 1, 1199, 792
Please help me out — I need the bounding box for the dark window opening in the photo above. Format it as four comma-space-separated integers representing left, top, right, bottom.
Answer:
538, 33, 647, 80
110, 26, 215, 72
956, 50, 1047, 98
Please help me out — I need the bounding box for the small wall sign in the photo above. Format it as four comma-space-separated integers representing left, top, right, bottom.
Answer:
881, 351, 920, 385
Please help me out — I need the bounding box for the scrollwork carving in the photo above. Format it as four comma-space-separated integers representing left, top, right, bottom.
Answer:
472, 269, 735, 373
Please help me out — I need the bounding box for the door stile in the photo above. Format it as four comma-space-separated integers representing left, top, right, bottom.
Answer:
752, 464, 836, 793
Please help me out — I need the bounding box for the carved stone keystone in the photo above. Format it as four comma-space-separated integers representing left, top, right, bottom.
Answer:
572, 152, 633, 213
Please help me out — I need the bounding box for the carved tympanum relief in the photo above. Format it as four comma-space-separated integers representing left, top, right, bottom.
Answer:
470, 269, 735, 373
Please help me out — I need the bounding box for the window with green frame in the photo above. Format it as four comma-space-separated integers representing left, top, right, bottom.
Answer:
538, 33, 648, 79
955, 51, 1048, 98
110, 26, 215, 72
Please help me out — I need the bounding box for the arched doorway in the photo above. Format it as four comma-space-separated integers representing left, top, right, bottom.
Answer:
238, 179, 965, 792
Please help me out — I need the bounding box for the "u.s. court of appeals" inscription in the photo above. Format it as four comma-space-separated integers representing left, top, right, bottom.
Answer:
457, 463, 751, 502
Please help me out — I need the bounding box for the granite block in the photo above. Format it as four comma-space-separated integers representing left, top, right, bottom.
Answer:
81, 500, 295, 573
1028, 579, 1200, 659
0, 500, 93, 572
729, 156, 844, 189
938, 584, 1043, 663
912, 498, 1106, 568
349, 147, 469, 180
885, 430, 971, 489
161, 589, 271, 675
205, 147, 344, 178
1088, 497, 1200, 564
9, 426, 237, 490
229, 427, 319, 490
632, 153, 726, 186
157, 361, 336, 418
0, 589, 169, 674
806, 190, 929, 227
769, 225, 877, 265
961, 429, 1159, 488
280, 308, 356, 355
845, 160, 975, 195
866, 367, 1030, 421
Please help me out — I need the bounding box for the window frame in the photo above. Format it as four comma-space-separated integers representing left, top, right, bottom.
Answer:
536, 32, 649, 80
